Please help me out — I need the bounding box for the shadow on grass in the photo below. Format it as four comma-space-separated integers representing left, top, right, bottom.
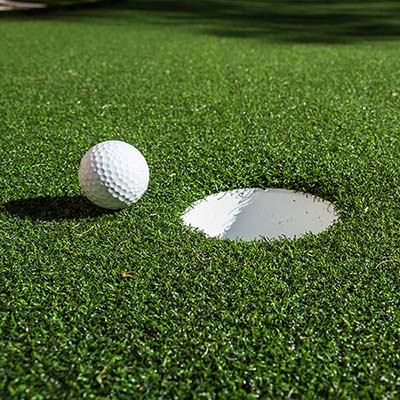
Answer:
3, 195, 115, 221
2, 0, 400, 43
46, 0, 400, 43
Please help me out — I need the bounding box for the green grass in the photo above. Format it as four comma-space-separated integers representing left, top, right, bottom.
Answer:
1, 1, 400, 398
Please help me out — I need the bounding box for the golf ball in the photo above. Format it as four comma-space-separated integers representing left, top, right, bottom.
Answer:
78, 140, 149, 210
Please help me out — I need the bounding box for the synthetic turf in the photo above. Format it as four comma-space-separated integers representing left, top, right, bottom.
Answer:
1, 2, 399, 398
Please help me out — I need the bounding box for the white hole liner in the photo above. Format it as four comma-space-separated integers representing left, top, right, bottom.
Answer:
181, 188, 338, 241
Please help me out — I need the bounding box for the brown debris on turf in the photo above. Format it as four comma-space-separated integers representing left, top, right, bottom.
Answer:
121, 271, 137, 278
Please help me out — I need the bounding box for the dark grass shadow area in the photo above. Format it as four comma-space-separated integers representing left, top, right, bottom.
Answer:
2, 0, 400, 43
3, 195, 115, 221
25, 0, 400, 44
115, 0, 400, 43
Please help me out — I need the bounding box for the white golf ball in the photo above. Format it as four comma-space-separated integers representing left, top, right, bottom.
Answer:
78, 140, 149, 210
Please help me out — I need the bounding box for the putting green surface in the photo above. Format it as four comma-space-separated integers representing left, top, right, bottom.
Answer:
1, 2, 400, 398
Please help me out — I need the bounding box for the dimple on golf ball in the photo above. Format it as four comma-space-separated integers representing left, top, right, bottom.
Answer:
78, 140, 149, 210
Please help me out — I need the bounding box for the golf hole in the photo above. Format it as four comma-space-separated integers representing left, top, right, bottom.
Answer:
181, 188, 338, 241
